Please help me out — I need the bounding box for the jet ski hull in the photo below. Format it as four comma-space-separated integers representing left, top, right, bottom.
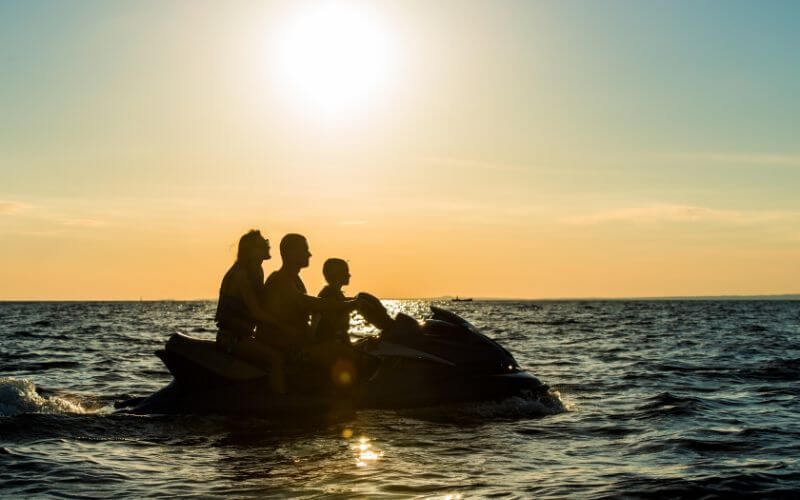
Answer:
361, 366, 546, 409
120, 307, 551, 416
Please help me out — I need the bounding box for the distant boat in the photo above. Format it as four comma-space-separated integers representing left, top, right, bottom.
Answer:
451, 296, 473, 302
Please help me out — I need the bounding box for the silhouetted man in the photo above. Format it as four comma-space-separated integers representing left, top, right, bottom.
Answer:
259, 234, 360, 352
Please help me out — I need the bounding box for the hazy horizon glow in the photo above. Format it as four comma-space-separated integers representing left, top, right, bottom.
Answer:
2, 0, 799, 300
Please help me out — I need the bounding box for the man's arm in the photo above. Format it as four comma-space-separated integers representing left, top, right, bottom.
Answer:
297, 294, 359, 314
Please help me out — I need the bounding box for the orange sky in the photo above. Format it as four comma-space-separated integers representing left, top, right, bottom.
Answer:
2, 1, 799, 300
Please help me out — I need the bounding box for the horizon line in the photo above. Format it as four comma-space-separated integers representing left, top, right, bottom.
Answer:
2, 293, 800, 302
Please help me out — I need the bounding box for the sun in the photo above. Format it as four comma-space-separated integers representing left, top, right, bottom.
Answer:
275, 2, 393, 119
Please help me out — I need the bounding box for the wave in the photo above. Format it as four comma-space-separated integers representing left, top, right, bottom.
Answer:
9, 330, 72, 340
743, 324, 769, 333
2, 361, 80, 372
741, 357, 800, 381
0, 377, 86, 417
579, 471, 800, 499
633, 392, 711, 419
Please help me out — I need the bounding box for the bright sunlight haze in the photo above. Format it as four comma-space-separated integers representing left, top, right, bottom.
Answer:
1, 0, 799, 300
274, 1, 394, 119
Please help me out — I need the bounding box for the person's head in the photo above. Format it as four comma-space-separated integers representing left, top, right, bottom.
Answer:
237, 229, 270, 263
279, 233, 311, 269
323, 258, 350, 287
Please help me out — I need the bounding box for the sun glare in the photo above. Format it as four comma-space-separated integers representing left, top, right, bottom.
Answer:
275, 2, 393, 119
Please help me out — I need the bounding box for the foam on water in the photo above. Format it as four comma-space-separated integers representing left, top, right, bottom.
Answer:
0, 377, 86, 417
399, 389, 569, 422
459, 390, 569, 418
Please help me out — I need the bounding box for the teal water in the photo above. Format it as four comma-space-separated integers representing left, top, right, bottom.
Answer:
2, 300, 799, 498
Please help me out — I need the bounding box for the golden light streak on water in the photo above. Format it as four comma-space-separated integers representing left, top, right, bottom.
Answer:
352, 436, 384, 468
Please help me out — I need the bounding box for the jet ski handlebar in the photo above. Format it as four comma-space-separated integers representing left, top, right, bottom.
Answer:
356, 292, 395, 331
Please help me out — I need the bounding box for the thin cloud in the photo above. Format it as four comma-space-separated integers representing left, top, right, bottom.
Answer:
0, 201, 29, 215
61, 218, 107, 228
562, 204, 797, 225
671, 153, 800, 167
376, 196, 544, 219
422, 156, 529, 173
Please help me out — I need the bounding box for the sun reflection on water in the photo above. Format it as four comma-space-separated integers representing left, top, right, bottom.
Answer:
352, 436, 383, 468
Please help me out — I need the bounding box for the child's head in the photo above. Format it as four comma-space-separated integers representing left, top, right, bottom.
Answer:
323, 258, 350, 287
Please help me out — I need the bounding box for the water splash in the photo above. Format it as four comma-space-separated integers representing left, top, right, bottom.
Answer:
0, 377, 86, 417
399, 389, 569, 422
462, 390, 569, 418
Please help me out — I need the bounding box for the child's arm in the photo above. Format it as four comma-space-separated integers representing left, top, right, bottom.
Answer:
310, 286, 332, 339
310, 311, 322, 338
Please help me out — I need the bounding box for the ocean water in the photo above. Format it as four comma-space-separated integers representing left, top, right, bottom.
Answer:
1, 299, 799, 498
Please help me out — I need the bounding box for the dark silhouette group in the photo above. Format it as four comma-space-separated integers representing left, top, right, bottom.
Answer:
214, 230, 369, 394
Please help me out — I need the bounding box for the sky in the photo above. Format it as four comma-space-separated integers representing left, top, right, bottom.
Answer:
1, 0, 799, 300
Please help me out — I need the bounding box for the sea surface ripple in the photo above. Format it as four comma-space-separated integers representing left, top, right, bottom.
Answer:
1, 300, 799, 498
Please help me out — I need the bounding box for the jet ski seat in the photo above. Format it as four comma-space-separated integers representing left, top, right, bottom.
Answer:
157, 332, 267, 386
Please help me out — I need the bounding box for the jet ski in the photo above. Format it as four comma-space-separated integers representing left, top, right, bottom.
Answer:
118, 296, 550, 416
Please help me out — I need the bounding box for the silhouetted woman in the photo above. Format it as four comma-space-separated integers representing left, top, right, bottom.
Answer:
216, 229, 286, 393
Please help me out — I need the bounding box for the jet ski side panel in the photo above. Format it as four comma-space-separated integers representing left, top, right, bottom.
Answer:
361, 357, 548, 409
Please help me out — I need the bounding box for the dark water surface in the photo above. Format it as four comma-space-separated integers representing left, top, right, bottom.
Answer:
2, 300, 799, 498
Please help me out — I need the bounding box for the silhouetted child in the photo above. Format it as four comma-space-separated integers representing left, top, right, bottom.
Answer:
312, 258, 353, 345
